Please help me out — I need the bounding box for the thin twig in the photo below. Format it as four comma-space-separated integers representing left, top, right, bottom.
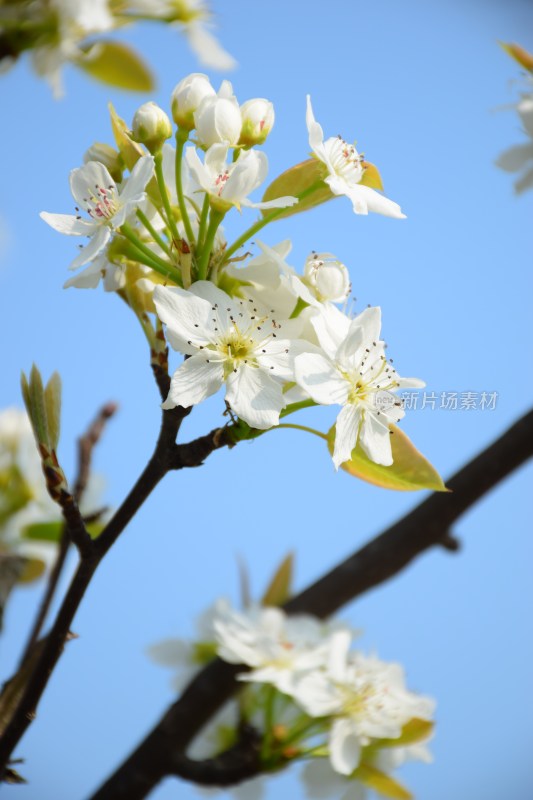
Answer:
89, 408, 533, 800
0, 407, 235, 775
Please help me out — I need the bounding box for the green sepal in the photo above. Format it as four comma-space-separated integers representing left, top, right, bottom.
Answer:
261, 553, 293, 606
76, 40, 154, 91
327, 424, 447, 492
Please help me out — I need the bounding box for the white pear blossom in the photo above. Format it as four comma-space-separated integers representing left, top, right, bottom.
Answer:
185, 144, 298, 212
148, 597, 230, 692
194, 80, 242, 147
295, 305, 424, 468
213, 602, 354, 696
293, 631, 435, 776
31, 0, 114, 98
127, 0, 236, 71
40, 156, 154, 270
153, 281, 302, 429
306, 97, 405, 219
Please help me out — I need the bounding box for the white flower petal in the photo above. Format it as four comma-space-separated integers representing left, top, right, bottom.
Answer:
146, 639, 192, 667
69, 161, 115, 209
496, 142, 533, 172
358, 411, 393, 465
119, 155, 155, 204
346, 184, 406, 219
333, 404, 362, 469
40, 212, 97, 236
295, 353, 349, 406
226, 367, 285, 429
330, 718, 361, 776
306, 95, 327, 162
63, 260, 104, 289
186, 22, 237, 71
165, 354, 224, 409
68, 225, 110, 269
153, 285, 214, 353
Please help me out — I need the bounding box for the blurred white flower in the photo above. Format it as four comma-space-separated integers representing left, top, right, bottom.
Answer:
293, 631, 435, 776
213, 602, 353, 695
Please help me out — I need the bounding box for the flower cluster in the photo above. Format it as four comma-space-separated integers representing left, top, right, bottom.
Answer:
41, 73, 428, 476
0, 0, 234, 97
150, 599, 434, 799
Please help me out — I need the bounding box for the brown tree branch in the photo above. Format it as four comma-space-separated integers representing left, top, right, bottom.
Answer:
90, 408, 533, 800
0, 402, 236, 775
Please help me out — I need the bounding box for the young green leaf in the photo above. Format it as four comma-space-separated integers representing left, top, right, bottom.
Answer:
27, 365, 49, 449
354, 763, 412, 799
374, 718, 434, 749
76, 41, 154, 92
44, 372, 62, 451
261, 553, 293, 606
21, 521, 63, 543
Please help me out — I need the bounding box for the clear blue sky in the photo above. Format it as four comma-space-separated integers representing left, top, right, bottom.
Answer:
1, 0, 532, 798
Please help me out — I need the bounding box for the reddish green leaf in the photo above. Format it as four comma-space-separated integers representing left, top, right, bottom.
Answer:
327, 424, 447, 492
261, 159, 332, 220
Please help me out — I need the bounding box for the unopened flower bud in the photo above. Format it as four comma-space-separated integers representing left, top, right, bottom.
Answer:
239, 98, 275, 146
304, 252, 350, 303
194, 82, 242, 147
132, 102, 172, 153
171, 73, 216, 129
83, 142, 122, 183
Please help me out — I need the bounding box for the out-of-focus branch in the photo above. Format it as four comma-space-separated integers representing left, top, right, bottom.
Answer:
90, 408, 533, 800
18, 403, 118, 669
